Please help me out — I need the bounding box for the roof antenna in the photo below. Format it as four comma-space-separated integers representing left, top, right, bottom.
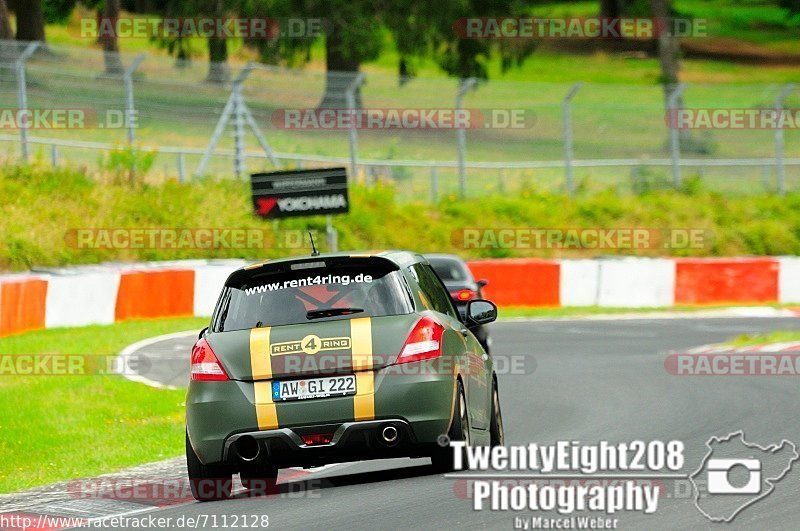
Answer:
309, 230, 320, 257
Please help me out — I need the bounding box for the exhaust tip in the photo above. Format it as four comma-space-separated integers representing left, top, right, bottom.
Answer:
235, 436, 261, 462
381, 425, 399, 445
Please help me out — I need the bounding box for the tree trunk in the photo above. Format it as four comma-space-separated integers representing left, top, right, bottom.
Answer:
205, 0, 229, 84
0, 0, 13, 40
13, 0, 45, 42
319, 28, 361, 109
102, 0, 124, 76
650, 0, 692, 148
206, 36, 229, 84
599, 0, 620, 18
650, 0, 680, 106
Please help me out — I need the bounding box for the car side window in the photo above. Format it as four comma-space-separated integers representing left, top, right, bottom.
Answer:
411, 264, 459, 319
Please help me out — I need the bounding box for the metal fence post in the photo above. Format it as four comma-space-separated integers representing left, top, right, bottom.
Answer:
326, 215, 338, 252
345, 73, 366, 182
667, 83, 687, 188
232, 75, 246, 179
123, 54, 145, 144
234, 63, 256, 178
456, 78, 477, 199
50, 144, 58, 166
562, 83, 583, 196
16, 41, 41, 162
177, 152, 186, 182
431, 166, 439, 203
775, 83, 795, 196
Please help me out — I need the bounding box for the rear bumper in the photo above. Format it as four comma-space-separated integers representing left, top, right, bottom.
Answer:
187, 365, 456, 467
223, 419, 431, 468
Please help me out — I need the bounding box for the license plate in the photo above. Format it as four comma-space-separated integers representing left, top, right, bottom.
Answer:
272, 375, 356, 401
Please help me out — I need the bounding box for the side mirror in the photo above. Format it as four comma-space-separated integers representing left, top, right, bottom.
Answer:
199, 327, 209, 340
466, 300, 497, 327
477, 279, 489, 289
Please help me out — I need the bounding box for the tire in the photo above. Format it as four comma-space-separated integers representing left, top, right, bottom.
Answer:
240, 466, 279, 497
431, 380, 470, 472
186, 432, 233, 502
490, 379, 505, 447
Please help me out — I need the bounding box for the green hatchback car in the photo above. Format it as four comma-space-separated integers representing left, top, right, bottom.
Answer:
186, 251, 503, 501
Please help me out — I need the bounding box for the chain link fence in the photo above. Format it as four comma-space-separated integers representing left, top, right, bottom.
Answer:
0, 40, 798, 198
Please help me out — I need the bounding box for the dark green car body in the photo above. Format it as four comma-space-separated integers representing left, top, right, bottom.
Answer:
186, 251, 499, 486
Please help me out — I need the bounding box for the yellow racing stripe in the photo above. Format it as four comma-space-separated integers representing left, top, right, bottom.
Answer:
351, 317, 375, 421
250, 327, 278, 430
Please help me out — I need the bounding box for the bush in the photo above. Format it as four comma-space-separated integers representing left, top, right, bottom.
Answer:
0, 164, 798, 271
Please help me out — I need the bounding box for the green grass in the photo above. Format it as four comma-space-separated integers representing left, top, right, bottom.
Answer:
729, 330, 800, 346
2, 163, 800, 271
0, 316, 209, 493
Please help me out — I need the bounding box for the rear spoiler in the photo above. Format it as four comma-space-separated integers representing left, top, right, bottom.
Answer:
226, 255, 401, 288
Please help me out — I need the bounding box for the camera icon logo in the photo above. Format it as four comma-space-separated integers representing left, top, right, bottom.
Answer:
706, 458, 761, 495
691, 431, 799, 523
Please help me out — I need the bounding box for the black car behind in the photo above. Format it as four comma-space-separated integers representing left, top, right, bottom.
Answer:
425, 254, 492, 353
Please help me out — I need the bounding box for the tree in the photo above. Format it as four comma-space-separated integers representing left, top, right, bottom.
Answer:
599, 0, 621, 19
242, 0, 382, 108
43, 0, 77, 23
0, 0, 13, 40
8, 0, 46, 41
101, 0, 125, 75
245, 0, 532, 108
160, 0, 234, 83
649, 0, 680, 106
780, 0, 800, 16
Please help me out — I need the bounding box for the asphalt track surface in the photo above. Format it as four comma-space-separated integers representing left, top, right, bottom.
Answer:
108, 318, 800, 529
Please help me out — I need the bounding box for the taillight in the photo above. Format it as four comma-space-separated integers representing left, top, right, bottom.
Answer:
191, 338, 229, 381
396, 317, 445, 364
451, 289, 477, 302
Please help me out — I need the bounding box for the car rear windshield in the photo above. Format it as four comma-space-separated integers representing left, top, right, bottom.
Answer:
212, 259, 414, 331
428, 257, 471, 282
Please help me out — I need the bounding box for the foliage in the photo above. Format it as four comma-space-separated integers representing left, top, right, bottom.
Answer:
1, 164, 800, 272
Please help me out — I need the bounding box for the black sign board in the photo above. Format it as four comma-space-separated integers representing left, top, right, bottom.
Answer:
250, 167, 349, 219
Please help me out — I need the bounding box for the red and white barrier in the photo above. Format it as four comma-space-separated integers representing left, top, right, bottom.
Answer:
469, 256, 799, 308
0, 256, 797, 337
45, 269, 120, 328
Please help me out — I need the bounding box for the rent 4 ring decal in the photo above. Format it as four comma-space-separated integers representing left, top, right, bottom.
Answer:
271, 335, 352, 356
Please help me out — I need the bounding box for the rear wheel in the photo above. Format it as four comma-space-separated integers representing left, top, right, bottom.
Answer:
490, 380, 505, 447
186, 432, 233, 502
431, 380, 469, 472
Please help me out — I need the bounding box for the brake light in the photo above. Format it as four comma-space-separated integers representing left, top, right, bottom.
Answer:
451, 289, 478, 302
301, 433, 334, 446
396, 317, 445, 364
191, 338, 229, 381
